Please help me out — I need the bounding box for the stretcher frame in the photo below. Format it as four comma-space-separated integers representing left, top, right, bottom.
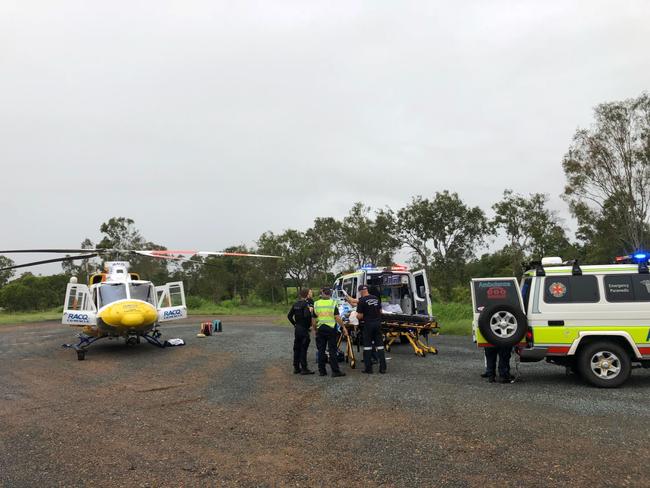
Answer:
337, 316, 440, 368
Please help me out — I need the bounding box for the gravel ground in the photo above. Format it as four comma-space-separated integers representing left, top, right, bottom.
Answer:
2, 317, 650, 487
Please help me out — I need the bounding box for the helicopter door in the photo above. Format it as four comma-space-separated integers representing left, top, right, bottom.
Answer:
412, 269, 432, 316
62, 283, 98, 326
156, 281, 188, 322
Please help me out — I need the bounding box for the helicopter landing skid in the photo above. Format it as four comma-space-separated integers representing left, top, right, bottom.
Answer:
142, 330, 165, 348
62, 333, 107, 361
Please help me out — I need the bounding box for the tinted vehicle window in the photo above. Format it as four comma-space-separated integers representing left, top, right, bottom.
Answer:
129, 283, 154, 304
99, 284, 127, 306
543, 276, 599, 304
473, 280, 521, 312
342, 278, 357, 298
604, 274, 650, 302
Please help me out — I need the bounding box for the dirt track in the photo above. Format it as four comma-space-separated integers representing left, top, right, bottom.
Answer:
2, 317, 650, 487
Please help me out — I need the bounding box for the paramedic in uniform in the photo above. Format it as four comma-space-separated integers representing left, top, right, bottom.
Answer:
314, 287, 347, 377
356, 285, 387, 374
287, 288, 315, 375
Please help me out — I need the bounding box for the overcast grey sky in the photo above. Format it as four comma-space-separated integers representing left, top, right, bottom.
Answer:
1, 0, 649, 273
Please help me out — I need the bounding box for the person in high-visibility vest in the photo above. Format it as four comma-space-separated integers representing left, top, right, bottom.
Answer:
313, 287, 348, 377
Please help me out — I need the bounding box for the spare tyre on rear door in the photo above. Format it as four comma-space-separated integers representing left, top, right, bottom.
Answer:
478, 303, 528, 347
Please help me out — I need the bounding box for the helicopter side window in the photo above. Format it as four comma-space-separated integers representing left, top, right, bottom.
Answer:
129, 283, 154, 304
99, 284, 127, 307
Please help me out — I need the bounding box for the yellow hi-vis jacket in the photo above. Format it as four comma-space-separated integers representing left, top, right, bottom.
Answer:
314, 298, 337, 328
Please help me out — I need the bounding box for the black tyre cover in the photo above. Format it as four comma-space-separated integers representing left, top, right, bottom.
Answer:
478, 303, 528, 347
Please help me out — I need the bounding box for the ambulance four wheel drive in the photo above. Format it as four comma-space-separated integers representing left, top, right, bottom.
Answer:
471, 257, 650, 387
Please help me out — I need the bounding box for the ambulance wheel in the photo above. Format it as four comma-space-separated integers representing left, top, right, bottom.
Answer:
577, 341, 631, 388
478, 304, 527, 347
77, 350, 86, 361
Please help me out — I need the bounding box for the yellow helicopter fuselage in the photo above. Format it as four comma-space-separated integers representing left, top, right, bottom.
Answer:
97, 299, 159, 334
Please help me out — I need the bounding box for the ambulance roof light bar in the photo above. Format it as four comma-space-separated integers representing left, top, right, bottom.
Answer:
358, 264, 409, 273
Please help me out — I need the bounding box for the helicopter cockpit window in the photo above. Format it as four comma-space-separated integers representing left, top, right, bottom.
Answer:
129, 283, 154, 304
98, 284, 127, 307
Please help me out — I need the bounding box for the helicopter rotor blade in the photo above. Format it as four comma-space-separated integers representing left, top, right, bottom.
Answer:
128, 251, 226, 269
196, 251, 282, 259
134, 250, 281, 259
0, 249, 101, 254
0, 253, 99, 272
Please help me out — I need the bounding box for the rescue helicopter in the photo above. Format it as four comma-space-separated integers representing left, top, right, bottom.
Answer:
0, 249, 280, 360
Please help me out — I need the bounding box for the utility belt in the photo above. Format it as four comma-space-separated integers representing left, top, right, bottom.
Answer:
317, 322, 337, 330
294, 322, 311, 329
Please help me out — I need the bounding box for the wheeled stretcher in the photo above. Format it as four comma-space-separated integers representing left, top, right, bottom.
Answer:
337, 314, 440, 368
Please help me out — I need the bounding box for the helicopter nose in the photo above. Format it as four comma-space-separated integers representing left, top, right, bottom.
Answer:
121, 311, 145, 327
100, 301, 158, 327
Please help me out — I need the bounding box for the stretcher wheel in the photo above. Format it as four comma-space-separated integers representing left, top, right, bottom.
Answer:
350, 359, 356, 369
77, 350, 86, 361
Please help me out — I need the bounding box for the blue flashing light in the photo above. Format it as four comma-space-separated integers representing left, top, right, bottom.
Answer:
634, 253, 648, 262
359, 264, 376, 270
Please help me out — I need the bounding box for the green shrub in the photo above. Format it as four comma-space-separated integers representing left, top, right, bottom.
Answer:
185, 295, 206, 309
0, 274, 69, 312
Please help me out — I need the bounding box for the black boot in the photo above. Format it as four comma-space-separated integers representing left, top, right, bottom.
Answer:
362, 349, 373, 374
377, 349, 387, 374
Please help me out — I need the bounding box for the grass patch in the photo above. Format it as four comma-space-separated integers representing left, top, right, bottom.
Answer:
0, 308, 62, 325
186, 296, 287, 317
431, 302, 472, 335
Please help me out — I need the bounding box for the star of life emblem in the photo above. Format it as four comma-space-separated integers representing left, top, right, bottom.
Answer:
549, 282, 567, 298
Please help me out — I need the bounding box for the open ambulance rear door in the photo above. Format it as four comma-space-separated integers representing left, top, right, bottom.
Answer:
470, 278, 527, 347
412, 269, 432, 316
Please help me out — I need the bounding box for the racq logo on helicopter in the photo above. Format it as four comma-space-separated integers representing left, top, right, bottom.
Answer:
163, 309, 183, 319
65, 312, 90, 324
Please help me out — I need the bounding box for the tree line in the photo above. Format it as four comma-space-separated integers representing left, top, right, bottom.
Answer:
1, 92, 649, 311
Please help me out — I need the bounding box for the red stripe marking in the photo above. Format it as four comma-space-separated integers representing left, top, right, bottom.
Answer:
547, 346, 570, 354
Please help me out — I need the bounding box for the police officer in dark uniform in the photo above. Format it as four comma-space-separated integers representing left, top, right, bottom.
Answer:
356, 285, 387, 374
484, 346, 513, 383
287, 288, 315, 375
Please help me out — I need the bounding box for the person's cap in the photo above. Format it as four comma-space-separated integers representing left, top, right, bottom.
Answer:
357, 284, 368, 292
320, 287, 332, 295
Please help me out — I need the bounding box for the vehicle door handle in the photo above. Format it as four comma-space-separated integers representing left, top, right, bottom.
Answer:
548, 320, 564, 326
